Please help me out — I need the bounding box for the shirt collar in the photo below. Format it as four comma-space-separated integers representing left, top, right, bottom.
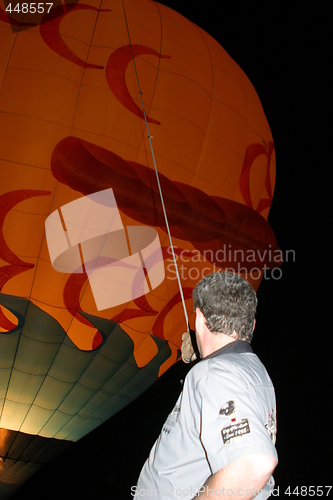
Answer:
205, 339, 253, 359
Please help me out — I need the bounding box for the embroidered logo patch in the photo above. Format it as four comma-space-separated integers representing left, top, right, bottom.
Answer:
220, 400, 251, 444
265, 409, 277, 443
219, 400, 235, 417
222, 419, 251, 444
162, 403, 180, 434
171, 404, 180, 416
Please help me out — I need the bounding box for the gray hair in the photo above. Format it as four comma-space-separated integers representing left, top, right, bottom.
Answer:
193, 272, 257, 342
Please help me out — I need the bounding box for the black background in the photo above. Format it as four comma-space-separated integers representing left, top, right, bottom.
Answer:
13, 2, 331, 498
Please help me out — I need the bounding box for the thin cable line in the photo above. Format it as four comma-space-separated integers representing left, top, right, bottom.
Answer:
121, 0, 189, 330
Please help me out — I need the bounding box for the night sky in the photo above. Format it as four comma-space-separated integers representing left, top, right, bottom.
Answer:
13, 2, 330, 499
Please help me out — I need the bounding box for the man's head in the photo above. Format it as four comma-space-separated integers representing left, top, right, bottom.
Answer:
193, 272, 257, 343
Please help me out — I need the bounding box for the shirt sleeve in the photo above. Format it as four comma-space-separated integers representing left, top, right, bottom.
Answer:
195, 362, 277, 475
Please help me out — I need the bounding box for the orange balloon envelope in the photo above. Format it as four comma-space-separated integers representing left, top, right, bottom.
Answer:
0, 0, 281, 496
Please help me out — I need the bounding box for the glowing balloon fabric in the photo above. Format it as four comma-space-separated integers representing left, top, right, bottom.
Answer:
0, 0, 280, 496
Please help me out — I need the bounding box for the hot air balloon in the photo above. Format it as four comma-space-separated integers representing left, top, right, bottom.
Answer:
0, 0, 281, 497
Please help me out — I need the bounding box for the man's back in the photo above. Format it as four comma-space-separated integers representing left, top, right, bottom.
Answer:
134, 341, 277, 499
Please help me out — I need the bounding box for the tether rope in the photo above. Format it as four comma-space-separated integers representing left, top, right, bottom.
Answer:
121, 0, 189, 330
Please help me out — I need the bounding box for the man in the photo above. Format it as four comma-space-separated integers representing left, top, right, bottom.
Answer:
133, 272, 277, 499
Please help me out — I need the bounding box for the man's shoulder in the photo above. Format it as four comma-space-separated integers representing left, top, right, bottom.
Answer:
187, 350, 273, 388
185, 350, 247, 383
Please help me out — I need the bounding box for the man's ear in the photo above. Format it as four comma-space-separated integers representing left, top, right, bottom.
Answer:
195, 308, 205, 333
253, 319, 256, 331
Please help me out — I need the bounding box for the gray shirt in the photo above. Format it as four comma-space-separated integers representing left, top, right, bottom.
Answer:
133, 340, 277, 499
